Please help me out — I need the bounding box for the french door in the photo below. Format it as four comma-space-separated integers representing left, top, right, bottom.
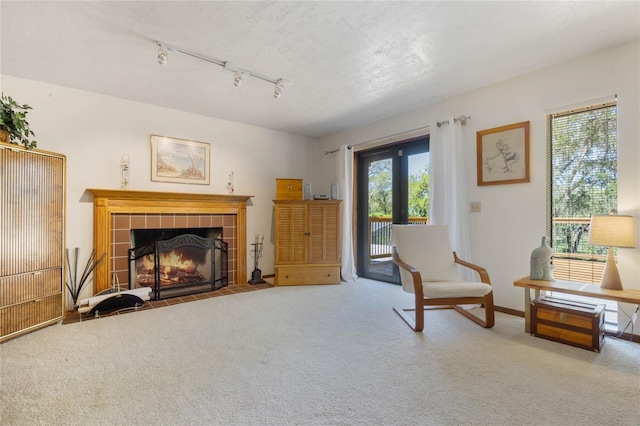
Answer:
356, 138, 429, 284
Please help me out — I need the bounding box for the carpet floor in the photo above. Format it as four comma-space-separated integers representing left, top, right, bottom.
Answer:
1, 278, 639, 425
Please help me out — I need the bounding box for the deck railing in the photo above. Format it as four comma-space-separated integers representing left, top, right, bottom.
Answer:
551, 217, 605, 283
367, 216, 606, 283
368, 217, 428, 259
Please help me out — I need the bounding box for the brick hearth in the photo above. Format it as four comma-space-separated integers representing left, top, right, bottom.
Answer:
63, 281, 273, 324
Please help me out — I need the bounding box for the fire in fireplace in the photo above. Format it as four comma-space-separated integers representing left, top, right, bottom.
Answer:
128, 228, 228, 300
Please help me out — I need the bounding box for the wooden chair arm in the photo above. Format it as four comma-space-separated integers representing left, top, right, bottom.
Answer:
391, 248, 424, 296
453, 252, 491, 285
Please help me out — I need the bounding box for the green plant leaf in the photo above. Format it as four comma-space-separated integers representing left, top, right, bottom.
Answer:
0, 92, 37, 149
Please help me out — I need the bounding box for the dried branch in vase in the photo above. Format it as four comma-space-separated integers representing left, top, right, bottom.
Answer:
65, 248, 106, 307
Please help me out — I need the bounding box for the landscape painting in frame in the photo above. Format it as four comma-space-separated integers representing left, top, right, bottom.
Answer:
476, 121, 530, 186
151, 135, 210, 185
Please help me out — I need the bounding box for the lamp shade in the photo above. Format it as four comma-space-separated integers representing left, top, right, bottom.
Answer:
588, 215, 636, 248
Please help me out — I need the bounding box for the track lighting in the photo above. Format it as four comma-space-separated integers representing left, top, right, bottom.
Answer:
155, 40, 291, 99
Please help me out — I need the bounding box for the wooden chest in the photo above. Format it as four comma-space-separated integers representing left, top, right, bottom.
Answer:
276, 178, 303, 200
531, 296, 605, 352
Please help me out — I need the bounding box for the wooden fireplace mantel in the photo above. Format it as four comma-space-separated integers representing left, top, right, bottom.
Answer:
87, 188, 253, 293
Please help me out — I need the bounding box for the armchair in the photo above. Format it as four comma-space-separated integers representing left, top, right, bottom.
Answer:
391, 224, 495, 332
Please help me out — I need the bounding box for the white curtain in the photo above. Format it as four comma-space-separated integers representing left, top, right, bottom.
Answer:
337, 144, 357, 281
429, 117, 474, 281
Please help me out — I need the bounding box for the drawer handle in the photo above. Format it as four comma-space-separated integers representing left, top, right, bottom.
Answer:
560, 313, 567, 323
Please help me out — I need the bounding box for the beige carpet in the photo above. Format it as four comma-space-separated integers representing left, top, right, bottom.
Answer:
1, 278, 639, 425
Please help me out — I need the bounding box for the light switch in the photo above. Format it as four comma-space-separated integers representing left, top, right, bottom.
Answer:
470, 201, 481, 213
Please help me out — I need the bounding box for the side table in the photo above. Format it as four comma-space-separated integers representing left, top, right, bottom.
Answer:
513, 276, 640, 333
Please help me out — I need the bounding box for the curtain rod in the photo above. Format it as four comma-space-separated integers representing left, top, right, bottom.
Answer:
323, 114, 470, 155
323, 125, 429, 155
436, 114, 471, 127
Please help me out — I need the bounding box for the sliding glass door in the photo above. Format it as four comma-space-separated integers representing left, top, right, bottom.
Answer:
356, 138, 429, 284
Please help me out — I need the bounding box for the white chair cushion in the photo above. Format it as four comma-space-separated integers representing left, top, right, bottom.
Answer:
392, 225, 460, 283
421, 281, 492, 298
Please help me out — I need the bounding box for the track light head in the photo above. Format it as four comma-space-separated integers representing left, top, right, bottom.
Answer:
274, 79, 291, 99
231, 68, 248, 87
157, 43, 168, 66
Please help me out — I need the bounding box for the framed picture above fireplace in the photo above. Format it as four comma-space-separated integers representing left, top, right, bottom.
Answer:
151, 135, 210, 185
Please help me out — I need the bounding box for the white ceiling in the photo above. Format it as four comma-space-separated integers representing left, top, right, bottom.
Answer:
1, 1, 638, 139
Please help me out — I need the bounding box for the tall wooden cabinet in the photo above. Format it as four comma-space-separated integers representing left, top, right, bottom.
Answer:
1, 142, 66, 343
273, 200, 341, 285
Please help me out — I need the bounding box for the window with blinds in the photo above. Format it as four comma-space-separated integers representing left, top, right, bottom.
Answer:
547, 100, 617, 284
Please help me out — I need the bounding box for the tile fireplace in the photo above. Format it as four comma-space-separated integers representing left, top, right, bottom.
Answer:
87, 189, 252, 294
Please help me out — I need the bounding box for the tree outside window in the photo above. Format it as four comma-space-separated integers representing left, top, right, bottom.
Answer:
549, 102, 617, 283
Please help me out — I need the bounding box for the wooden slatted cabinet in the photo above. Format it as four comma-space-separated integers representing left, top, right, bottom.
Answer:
1, 142, 66, 342
273, 200, 341, 285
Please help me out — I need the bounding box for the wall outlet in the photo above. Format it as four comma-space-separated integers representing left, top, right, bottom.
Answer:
470, 201, 481, 213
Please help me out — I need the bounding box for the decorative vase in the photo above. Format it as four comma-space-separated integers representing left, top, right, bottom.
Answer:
530, 236, 555, 281
0, 129, 9, 143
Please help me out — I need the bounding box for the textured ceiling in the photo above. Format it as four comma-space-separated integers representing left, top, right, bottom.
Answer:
1, 1, 638, 138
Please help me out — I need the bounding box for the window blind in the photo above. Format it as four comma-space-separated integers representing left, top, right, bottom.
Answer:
546, 101, 617, 283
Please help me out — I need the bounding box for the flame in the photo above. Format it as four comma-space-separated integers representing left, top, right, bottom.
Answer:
140, 251, 198, 276
141, 255, 155, 270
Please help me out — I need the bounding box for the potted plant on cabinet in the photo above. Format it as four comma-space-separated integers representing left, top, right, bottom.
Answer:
0, 93, 37, 149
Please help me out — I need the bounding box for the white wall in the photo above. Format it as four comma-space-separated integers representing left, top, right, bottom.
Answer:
319, 41, 640, 320
1, 75, 319, 284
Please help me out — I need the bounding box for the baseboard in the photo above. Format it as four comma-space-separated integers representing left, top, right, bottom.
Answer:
495, 305, 524, 317
605, 330, 640, 343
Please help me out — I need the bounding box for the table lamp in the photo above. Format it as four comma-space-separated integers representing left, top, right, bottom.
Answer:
588, 214, 636, 290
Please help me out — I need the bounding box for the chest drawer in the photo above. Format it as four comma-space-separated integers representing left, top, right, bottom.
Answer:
275, 265, 340, 286
0, 269, 63, 306
531, 296, 605, 352
1, 293, 63, 340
